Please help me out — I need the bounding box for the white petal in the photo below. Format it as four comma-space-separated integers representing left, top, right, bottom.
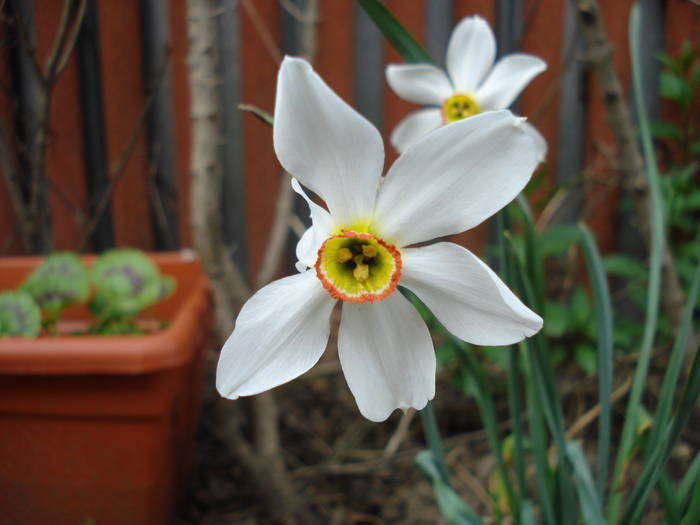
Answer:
291, 178, 333, 269
216, 271, 335, 398
390, 108, 443, 154
338, 292, 436, 422
274, 57, 384, 225
401, 243, 543, 345
521, 120, 547, 163
374, 111, 538, 247
476, 54, 546, 110
385, 64, 454, 105
446, 16, 496, 92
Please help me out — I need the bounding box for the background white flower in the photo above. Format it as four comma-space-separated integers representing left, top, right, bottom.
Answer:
386, 15, 547, 158
217, 57, 543, 422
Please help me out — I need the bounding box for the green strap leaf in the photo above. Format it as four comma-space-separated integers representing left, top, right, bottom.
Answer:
566, 441, 606, 525
608, 3, 667, 520
416, 450, 487, 525
357, 0, 433, 63
238, 103, 274, 127
578, 223, 613, 503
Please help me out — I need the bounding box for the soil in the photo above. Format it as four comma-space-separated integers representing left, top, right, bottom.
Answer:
175, 346, 700, 525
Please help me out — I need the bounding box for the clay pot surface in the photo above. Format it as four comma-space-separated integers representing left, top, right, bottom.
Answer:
0, 252, 212, 525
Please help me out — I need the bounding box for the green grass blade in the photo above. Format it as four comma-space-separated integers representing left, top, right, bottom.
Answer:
238, 104, 274, 126
657, 473, 680, 524
647, 260, 700, 452
515, 194, 544, 311
578, 223, 614, 502
416, 450, 488, 525
505, 234, 577, 523
497, 210, 528, 502
619, 327, 700, 524
678, 451, 700, 508
357, 0, 433, 63
454, 341, 521, 519
420, 400, 451, 486
566, 441, 606, 525
520, 500, 537, 525
679, 477, 700, 525
608, 4, 666, 521
524, 351, 556, 525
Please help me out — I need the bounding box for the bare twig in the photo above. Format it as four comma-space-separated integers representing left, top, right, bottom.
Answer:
565, 376, 632, 440
53, 0, 87, 77
9, 0, 87, 252
383, 408, 417, 457
76, 55, 170, 251
0, 118, 31, 250
240, 0, 282, 65
256, 172, 294, 286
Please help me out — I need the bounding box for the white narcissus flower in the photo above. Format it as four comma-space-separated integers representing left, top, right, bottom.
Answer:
386, 15, 547, 158
216, 56, 543, 422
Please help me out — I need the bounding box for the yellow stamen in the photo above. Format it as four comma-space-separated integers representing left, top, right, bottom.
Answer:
442, 93, 480, 123
336, 247, 353, 263
353, 263, 369, 282
362, 245, 377, 258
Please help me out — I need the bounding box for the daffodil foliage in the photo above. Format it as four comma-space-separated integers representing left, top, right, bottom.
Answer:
216, 57, 543, 422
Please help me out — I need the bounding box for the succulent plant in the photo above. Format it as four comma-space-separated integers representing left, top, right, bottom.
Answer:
0, 291, 42, 337
20, 252, 89, 316
89, 248, 176, 320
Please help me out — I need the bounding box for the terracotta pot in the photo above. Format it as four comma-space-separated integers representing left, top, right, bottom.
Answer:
0, 252, 212, 525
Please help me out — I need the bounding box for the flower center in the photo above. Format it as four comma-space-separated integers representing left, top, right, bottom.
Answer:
315, 230, 402, 303
442, 93, 480, 123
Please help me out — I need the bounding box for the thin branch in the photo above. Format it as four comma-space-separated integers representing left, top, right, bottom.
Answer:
54, 0, 88, 78
76, 56, 170, 251
240, 0, 282, 65
255, 172, 294, 287
0, 118, 30, 250
42, 0, 72, 81
383, 408, 417, 457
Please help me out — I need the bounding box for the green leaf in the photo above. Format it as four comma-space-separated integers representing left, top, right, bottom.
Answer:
646, 259, 700, 454
578, 223, 614, 502
602, 254, 648, 281
565, 441, 605, 525
416, 450, 487, 525
574, 344, 597, 376
21, 252, 89, 316
238, 103, 274, 126
543, 301, 569, 338
660, 71, 692, 105
609, 6, 666, 521
357, 0, 433, 63
678, 451, 700, 509
570, 287, 590, 327
650, 121, 683, 142
538, 224, 581, 257
680, 478, 700, 525
0, 291, 41, 337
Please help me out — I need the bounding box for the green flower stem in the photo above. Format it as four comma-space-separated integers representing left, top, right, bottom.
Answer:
498, 209, 527, 502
